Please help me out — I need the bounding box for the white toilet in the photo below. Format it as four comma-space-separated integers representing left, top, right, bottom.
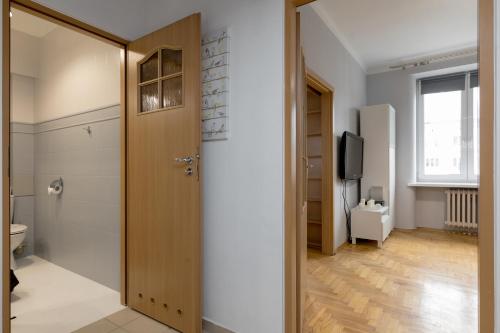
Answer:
10, 195, 27, 269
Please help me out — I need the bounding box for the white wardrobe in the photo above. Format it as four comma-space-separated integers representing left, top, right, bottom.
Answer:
360, 104, 396, 229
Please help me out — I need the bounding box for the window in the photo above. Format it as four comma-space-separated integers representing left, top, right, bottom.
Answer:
138, 47, 183, 113
417, 70, 479, 183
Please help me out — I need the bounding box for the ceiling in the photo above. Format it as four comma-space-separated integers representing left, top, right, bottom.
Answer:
11, 8, 57, 38
11, 1, 477, 73
311, 0, 478, 73
32, 0, 200, 41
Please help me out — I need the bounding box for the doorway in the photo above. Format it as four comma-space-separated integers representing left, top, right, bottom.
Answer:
304, 74, 334, 255
3, 2, 203, 332
286, 0, 494, 332
7, 4, 125, 333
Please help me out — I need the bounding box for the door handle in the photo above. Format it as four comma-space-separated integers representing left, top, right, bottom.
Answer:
303, 157, 309, 169
174, 156, 193, 165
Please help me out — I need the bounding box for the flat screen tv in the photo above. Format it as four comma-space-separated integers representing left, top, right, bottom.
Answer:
339, 131, 364, 180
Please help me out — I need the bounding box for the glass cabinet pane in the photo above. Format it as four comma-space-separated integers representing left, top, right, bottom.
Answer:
161, 49, 182, 76
140, 52, 158, 83
162, 77, 182, 108
141, 83, 159, 112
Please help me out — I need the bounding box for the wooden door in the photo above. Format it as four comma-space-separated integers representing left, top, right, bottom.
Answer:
127, 13, 201, 333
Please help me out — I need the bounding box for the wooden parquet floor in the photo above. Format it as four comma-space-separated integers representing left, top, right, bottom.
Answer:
304, 228, 478, 333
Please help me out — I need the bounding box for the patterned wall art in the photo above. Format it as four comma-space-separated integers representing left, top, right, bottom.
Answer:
202, 29, 229, 141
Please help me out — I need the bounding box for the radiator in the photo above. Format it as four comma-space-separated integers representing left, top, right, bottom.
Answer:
445, 189, 478, 229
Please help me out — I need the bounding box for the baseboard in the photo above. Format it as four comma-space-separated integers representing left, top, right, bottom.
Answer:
202, 318, 235, 333
335, 240, 349, 253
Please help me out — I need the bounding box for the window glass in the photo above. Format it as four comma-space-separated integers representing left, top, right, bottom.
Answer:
422, 91, 462, 176
139, 48, 183, 113
140, 52, 158, 83
417, 70, 479, 183
473, 86, 480, 176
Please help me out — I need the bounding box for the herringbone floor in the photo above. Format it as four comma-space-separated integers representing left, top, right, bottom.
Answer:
305, 228, 478, 333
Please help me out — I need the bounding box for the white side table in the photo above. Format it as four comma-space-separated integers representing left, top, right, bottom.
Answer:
351, 205, 391, 248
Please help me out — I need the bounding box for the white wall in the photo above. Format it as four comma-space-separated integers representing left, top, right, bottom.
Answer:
415, 188, 446, 229
11, 30, 39, 78
11, 30, 37, 125
299, 5, 367, 248
11, 26, 120, 123
10, 74, 35, 124
367, 56, 477, 229
35, 27, 120, 122
195, 2, 284, 332
32, 1, 285, 332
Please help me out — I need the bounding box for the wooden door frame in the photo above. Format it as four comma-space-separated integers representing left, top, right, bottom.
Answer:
2, 1, 129, 332
478, 0, 494, 331
284, 1, 315, 333
285, 0, 495, 332
305, 70, 334, 256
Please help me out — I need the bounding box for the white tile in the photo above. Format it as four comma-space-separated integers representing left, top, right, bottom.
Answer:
121, 316, 172, 333
90, 120, 120, 149
11, 255, 124, 333
91, 230, 120, 290
72, 319, 117, 333
11, 175, 34, 196
106, 308, 141, 326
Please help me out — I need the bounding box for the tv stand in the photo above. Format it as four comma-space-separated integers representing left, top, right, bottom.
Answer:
351, 205, 391, 248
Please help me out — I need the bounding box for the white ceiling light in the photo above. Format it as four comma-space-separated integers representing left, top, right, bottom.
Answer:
388, 47, 478, 71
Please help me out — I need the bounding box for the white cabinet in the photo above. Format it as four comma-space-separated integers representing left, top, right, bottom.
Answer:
353, 104, 396, 246
351, 206, 390, 248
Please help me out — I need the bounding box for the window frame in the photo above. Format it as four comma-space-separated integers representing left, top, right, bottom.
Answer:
416, 71, 479, 184
469, 84, 480, 179
136, 45, 184, 115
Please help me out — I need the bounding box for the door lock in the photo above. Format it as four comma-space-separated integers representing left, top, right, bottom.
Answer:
174, 156, 193, 165
175, 154, 198, 176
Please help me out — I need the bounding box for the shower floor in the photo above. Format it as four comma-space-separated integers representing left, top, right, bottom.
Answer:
11, 255, 124, 333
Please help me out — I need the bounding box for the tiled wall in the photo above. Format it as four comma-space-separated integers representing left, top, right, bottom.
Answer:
12, 105, 121, 290
11, 123, 35, 256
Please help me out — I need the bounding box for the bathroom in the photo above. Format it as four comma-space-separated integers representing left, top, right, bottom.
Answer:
9, 7, 123, 332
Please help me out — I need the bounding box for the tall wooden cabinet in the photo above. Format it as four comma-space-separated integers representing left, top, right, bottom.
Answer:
304, 74, 334, 255
306, 87, 323, 249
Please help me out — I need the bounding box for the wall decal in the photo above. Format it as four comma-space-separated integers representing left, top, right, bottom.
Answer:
202, 28, 229, 141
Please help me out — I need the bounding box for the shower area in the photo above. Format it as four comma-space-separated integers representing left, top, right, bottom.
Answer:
10, 7, 123, 333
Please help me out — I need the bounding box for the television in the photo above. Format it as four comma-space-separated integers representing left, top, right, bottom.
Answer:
339, 131, 364, 180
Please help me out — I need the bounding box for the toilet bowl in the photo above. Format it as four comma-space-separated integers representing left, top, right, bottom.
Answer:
10, 195, 27, 269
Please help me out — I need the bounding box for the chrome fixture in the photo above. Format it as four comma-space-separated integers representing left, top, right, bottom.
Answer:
175, 154, 200, 177
174, 156, 193, 165
48, 177, 63, 195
